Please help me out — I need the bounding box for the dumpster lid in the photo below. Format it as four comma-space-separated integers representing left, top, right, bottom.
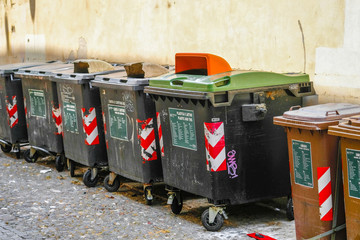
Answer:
0, 62, 47, 75
328, 115, 360, 140
14, 62, 73, 77
175, 53, 231, 76
274, 103, 360, 130
50, 66, 124, 83
148, 70, 310, 93
93, 71, 152, 90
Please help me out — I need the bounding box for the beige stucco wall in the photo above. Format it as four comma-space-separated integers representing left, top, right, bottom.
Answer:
315, 0, 360, 104
3, 0, 358, 103
1, 0, 345, 72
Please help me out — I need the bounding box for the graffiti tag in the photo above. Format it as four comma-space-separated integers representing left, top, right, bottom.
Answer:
227, 150, 238, 179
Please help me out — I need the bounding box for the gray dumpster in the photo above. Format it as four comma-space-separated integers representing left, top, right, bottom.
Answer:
15, 62, 73, 171
50, 60, 122, 187
0, 62, 46, 158
92, 67, 165, 204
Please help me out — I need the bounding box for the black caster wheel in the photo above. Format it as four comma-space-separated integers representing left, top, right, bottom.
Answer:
286, 197, 294, 221
83, 169, 99, 187
1, 144, 12, 153
201, 208, 224, 231
170, 194, 183, 214
103, 174, 120, 192
55, 155, 66, 172
23, 149, 39, 163
68, 159, 75, 177
144, 186, 153, 205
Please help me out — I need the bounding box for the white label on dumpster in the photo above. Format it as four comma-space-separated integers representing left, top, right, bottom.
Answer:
63, 101, 78, 133
169, 108, 197, 151
108, 104, 127, 140
292, 140, 314, 188
29, 89, 46, 118
346, 148, 360, 199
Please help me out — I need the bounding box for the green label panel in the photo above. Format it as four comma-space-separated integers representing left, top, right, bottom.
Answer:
346, 148, 360, 199
169, 108, 197, 150
292, 140, 313, 188
108, 104, 127, 140
63, 101, 78, 133
29, 89, 46, 118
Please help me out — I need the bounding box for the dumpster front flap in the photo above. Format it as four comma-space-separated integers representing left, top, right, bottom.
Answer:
274, 103, 360, 130
175, 53, 231, 76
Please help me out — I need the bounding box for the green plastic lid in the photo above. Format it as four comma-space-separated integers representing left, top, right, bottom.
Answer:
149, 70, 310, 92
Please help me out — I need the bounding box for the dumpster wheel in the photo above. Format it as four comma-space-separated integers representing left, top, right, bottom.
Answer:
1, 144, 12, 153
67, 159, 75, 177
170, 194, 183, 214
55, 155, 66, 172
144, 186, 153, 205
201, 208, 224, 231
286, 196, 294, 221
104, 174, 120, 192
83, 169, 99, 187
23, 149, 39, 163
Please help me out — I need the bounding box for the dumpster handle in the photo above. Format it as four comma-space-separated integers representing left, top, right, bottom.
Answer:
289, 105, 301, 111
325, 110, 339, 116
170, 77, 187, 86
214, 76, 231, 87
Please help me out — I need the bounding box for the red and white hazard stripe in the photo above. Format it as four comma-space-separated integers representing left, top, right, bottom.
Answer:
156, 112, 164, 157
6, 96, 18, 128
82, 108, 99, 145
137, 118, 157, 161
52, 105, 63, 135
317, 167, 333, 221
204, 122, 227, 172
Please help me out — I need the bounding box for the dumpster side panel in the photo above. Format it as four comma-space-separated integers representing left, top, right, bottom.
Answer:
210, 90, 294, 204
58, 81, 107, 167
22, 76, 63, 153
101, 88, 162, 183
0, 77, 11, 141
58, 83, 89, 165
82, 84, 108, 166
155, 97, 213, 198
140, 92, 163, 182
340, 137, 360, 240
4, 75, 28, 143
286, 129, 346, 240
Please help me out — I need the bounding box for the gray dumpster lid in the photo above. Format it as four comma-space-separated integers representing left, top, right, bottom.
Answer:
0, 62, 48, 76
282, 103, 360, 121
14, 62, 73, 78
50, 66, 125, 84
92, 71, 151, 91
274, 103, 360, 130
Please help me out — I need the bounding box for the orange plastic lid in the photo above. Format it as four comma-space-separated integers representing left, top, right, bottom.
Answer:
175, 53, 231, 76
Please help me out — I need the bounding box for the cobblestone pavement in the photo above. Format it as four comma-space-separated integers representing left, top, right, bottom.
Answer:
0, 150, 295, 239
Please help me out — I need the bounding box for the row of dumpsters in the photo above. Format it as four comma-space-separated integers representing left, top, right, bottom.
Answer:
0, 53, 359, 238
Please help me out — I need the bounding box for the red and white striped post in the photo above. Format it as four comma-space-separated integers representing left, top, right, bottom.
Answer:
317, 167, 333, 221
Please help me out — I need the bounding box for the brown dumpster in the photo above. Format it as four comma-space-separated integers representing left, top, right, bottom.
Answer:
274, 103, 360, 240
328, 115, 360, 240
